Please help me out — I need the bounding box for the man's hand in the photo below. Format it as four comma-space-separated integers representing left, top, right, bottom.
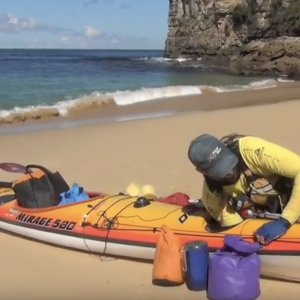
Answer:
254, 218, 291, 246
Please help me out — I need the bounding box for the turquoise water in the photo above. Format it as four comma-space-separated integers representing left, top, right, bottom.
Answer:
0, 49, 274, 112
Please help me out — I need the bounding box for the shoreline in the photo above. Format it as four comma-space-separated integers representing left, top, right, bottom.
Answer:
0, 77, 291, 127
1, 80, 300, 135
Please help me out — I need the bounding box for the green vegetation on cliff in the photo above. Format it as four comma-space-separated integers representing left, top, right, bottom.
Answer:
231, 0, 256, 26
231, 0, 300, 35
271, 0, 300, 34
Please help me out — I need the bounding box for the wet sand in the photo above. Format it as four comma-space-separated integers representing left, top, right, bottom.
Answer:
1, 84, 300, 298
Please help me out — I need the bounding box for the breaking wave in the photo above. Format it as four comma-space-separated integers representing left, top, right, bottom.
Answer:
0, 78, 284, 125
131, 57, 201, 63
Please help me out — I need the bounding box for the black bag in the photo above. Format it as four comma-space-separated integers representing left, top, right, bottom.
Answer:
12, 164, 69, 208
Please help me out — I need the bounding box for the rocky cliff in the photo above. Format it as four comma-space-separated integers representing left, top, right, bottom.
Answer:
164, 0, 300, 76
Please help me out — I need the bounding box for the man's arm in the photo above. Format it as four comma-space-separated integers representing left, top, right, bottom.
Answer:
201, 182, 243, 227
241, 137, 300, 225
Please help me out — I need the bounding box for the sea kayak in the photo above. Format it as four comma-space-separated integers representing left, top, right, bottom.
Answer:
0, 189, 299, 268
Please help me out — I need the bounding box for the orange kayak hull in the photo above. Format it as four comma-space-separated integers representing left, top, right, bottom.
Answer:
0, 192, 299, 267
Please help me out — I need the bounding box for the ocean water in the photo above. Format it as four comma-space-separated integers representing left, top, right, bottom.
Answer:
0, 49, 290, 124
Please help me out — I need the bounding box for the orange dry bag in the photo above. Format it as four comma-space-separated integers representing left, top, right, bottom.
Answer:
152, 224, 184, 286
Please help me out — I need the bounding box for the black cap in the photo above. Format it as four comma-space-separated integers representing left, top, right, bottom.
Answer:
188, 134, 238, 180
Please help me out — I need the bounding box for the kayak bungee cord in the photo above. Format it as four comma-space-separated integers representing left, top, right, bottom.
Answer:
81, 194, 182, 258
82, 195, 198, 259
81, 193, 132, 222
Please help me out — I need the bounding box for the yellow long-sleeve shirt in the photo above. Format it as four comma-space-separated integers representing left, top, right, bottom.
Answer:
201, 136, 300, 226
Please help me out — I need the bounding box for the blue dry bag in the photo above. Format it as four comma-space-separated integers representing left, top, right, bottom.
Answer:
59, 183, 89, 205
182, 240, 209, 291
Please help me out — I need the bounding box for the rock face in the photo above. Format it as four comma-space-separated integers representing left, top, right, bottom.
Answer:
164, 0, 300, 76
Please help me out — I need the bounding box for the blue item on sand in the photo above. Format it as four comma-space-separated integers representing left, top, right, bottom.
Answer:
182, 240, 209, 291
207, 234, 261, 300
59, 183, 89, 205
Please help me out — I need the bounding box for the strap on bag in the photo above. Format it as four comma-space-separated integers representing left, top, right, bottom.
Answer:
25, 164, 53, 176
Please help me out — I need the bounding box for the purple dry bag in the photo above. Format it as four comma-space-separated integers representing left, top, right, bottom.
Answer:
207, 235, 261, 300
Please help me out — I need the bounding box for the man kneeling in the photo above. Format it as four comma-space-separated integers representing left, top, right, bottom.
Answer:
188, 133, 300, 246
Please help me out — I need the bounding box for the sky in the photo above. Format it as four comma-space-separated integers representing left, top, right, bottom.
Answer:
0, 0, 169, 49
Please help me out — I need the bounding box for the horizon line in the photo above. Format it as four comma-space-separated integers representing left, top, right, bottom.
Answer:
0, 47, 164, 51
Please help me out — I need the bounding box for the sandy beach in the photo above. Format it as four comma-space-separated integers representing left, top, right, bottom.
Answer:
1, 84, 300, 299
